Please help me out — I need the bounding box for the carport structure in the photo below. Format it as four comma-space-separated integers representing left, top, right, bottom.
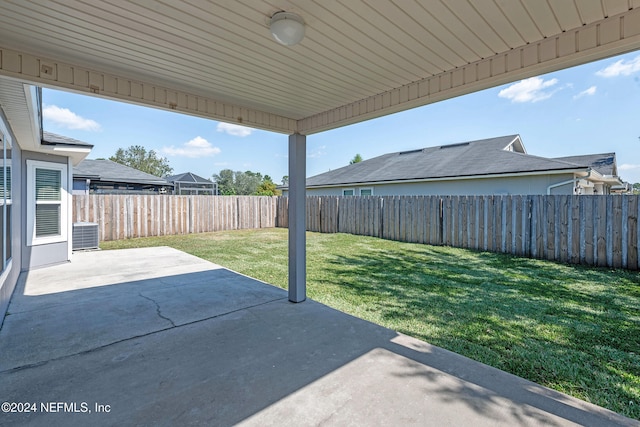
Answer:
0, 0, 640, 302
1, 1, 640, 302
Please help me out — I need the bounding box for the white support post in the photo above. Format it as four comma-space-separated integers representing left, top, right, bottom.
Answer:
288, 133, 306, 302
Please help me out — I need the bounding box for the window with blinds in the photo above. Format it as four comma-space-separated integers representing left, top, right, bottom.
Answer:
35, 168, 62, 237
27, 160, 68, 246
0, 135, 9, 271
0, 165, 10, 200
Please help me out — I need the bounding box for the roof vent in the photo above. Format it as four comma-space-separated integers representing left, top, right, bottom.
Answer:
399, 149, 423, 155
440, 142, 469, 149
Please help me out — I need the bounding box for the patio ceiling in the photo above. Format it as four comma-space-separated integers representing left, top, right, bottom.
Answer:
0, 1, 639, 135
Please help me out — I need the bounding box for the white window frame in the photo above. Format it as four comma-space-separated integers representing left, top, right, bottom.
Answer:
27, 160, 68, 246
342, 188, 355, 196
359, 187, 374, 196
1, 163, 11, 266
0, 131, 10, 270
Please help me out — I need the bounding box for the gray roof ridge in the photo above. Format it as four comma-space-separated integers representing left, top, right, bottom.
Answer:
381, 134, 522, 155
167, 171, 212, 183
502, 150, 589, 169
554, 152, 615, 159
76, 158, 167, 182
42, 130, 94, 148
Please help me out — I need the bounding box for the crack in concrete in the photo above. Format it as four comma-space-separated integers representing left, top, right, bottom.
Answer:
139, 293, 176, 327
0, 296, 288, 374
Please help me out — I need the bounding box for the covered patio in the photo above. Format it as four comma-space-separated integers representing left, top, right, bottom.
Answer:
1, 1, 640, 305
0, 247, 635, 426
0, 2, 639, 425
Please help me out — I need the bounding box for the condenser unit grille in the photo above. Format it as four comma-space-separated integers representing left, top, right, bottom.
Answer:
72, 222, 99, 250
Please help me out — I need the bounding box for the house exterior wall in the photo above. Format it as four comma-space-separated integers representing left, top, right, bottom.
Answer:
0, 109, 21, 324
21, 151, 71, 270
72, 178, 89, 195
303, 173, 578, 197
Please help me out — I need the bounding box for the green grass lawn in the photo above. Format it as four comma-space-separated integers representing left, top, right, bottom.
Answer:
101, 228, 640, 420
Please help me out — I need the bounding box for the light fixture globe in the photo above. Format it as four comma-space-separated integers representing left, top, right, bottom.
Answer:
270, 12, 305, 46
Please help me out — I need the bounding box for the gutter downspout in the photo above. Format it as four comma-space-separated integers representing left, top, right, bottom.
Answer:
547, 169, 591, 195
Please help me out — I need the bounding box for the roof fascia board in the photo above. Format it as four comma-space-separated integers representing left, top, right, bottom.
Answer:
22, 84, 41, 147
307, 168, 590, 189
298, 8, 640, 134
0, 48, 297, 135
507, 135, 526, 154
92, 179, 169, 186
586, 168, 623, 185
39, 144, 92, 165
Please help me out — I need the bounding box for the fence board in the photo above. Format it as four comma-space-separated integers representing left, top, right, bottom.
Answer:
628, 197, 638, 269
544, 196, 553, 261
569, 196, 578, 264
489, 196, 498, 252
558, 195, 568, 263
633, 197, 640, 270
428, 196, 436, 245
418, 196, 425, 243
442, 197, 451, 246
596, 197, 607, 267
612, 196, 622, 268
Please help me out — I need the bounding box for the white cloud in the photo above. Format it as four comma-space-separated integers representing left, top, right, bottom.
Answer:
498, 77, 560, 103
596, 55, 640, 77
43, 105, 101, 131
216, 122, 253, 137
573, 85, 597, 100
162, 136, 221, 158
307, 145, 327, 159
619, 164, 640, 171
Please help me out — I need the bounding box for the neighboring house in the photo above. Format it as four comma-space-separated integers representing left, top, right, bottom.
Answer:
0, 83, 93, 320
288, 135, 624, 197
73, 158, 171, 194
166, 172, 217, 195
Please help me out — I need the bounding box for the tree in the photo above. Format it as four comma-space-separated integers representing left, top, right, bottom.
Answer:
350, 154, 363, 164
236, 171, 262, 195
212, 169, 236, 195
110, 145, 173, 177
255, 175, 281, 196
212, 169, 266, 195
633, 182, 640, 195
281, 175, 289, 186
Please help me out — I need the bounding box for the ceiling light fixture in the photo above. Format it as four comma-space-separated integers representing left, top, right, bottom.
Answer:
270, 11, 305, 46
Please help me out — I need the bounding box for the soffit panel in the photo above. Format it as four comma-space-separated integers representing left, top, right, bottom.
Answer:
0, 80, 37, 149
0, 1, 637, 134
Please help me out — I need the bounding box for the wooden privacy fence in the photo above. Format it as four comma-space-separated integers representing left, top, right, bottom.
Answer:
278, 195, 640, 270
73, 195, 279, 241
74, 194, 639, 270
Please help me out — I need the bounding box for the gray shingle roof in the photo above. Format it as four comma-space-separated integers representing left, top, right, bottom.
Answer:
42, 131, 94, 147
74, 159, 168, 185
554, 153, 616, 176
165, 172, 213, 184
306, 135, 591, 188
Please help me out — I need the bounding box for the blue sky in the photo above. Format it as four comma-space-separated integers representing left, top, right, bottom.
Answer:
43, 50, 640, 184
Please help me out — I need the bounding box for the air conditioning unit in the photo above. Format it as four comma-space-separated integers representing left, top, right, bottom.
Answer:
72, 222, 99, 251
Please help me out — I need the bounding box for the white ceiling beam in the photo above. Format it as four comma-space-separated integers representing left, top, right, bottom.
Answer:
298, 8, 640, 135
0, 48, 298, 134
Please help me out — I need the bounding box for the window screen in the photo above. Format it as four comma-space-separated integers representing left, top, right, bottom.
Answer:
35, 168, 62, 238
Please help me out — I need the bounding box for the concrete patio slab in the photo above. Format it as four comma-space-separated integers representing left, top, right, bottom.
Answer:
0, 247, 637, 426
